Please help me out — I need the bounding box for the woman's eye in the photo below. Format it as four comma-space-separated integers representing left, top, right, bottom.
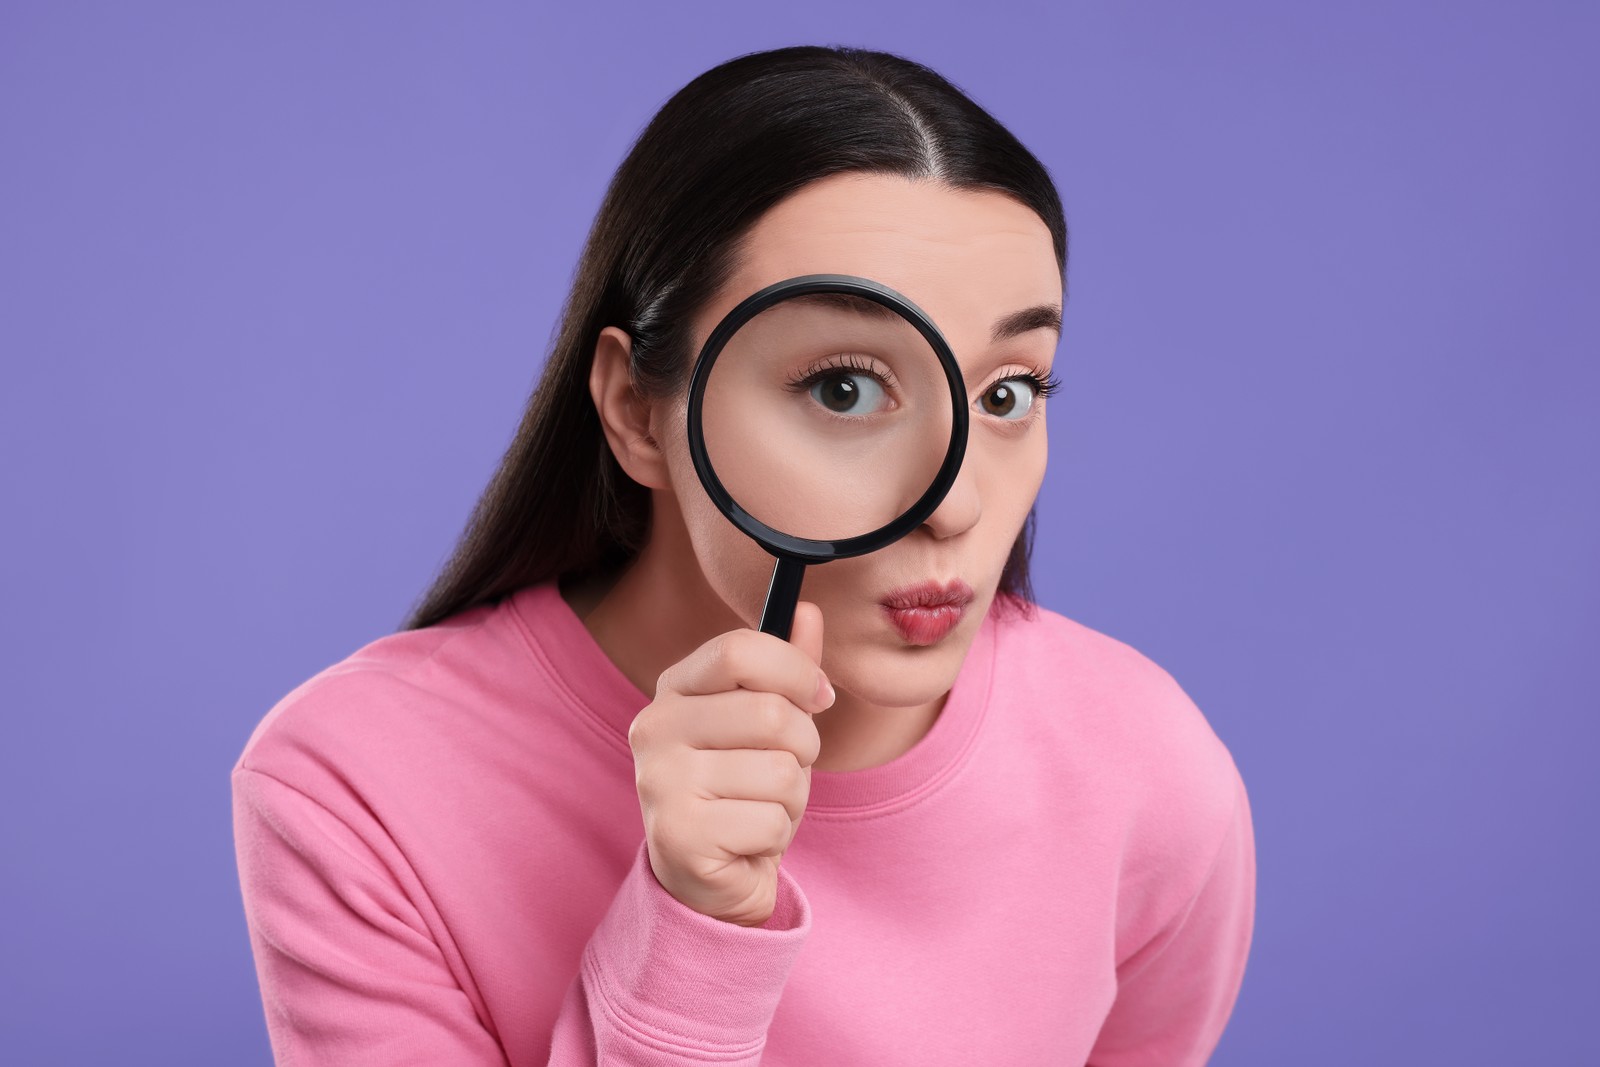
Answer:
808, 372, 889, 416
976, 378, 1038, 420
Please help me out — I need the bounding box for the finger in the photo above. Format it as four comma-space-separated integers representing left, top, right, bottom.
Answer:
659, 626, 832, 715
656, 689, 822, 768
698, 797, 796, 860
788, 600, 826, 679
691, 748, 809, 823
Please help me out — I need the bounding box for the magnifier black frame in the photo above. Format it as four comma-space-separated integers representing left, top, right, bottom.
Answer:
686, 274, 969, 638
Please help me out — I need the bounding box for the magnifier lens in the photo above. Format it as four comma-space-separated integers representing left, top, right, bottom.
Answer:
699, 292, 954, 543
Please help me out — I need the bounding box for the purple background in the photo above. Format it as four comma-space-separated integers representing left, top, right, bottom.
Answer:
2, 3, 1595, 1062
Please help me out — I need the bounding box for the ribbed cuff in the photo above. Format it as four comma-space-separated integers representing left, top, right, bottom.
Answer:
579, 838, 811, 1052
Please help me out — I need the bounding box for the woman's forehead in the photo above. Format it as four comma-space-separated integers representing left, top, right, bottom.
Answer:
709, 173, 1061, 348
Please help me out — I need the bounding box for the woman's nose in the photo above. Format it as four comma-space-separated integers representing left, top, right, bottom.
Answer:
918, 458, 981, 539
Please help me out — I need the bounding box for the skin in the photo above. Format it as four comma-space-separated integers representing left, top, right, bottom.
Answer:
567, 172, 1062, 773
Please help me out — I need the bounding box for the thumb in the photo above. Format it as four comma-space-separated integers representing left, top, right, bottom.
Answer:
789, 600, 826, 675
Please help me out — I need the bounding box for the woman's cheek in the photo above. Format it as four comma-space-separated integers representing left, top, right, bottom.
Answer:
698, 514, 780, 626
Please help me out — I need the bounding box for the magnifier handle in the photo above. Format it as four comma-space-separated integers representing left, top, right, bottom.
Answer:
758, 556, 807, 642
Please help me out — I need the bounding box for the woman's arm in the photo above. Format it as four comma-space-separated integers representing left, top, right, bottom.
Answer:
232, 766, 809, 1065
233, 767, 513, 1064
1086, 770, 1257, 1066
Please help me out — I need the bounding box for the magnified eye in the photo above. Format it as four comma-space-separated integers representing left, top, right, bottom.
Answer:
808, 371, 889, 416
977, 377, 1039, 420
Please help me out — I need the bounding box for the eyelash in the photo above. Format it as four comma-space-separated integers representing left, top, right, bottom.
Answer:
784, 353, 894, 395
1000, 371, 1062, 414
785, 357, 1061, 422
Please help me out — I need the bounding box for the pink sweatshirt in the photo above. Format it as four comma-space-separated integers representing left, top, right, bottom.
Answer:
231, 580, 1254, 1065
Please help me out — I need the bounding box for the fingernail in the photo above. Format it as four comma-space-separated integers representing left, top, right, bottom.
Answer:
815, 672, 836, 710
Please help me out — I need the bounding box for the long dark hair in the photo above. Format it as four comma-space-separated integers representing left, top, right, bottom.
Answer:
402, 45, 1067, 632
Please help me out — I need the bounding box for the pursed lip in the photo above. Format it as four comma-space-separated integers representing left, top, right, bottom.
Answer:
879, 578, 976, 610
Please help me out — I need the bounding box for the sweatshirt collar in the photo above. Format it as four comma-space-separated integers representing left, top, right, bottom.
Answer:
508, 579, 995, 815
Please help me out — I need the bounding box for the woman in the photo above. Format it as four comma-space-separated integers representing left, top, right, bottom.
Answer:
232, 45, 1255, 1065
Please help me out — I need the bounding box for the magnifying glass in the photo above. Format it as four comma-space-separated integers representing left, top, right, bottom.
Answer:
686, 274, 969, 641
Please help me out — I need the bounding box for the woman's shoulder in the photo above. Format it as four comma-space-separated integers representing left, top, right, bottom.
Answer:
990, 595, 1211, 716
229, 597, 522, 790
988, 594, 1245, 829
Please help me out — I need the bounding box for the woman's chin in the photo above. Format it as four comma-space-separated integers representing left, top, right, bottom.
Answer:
831, 629, 973, 708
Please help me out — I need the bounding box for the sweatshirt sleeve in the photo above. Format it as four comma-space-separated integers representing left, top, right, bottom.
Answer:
232, 766, 811, 1066
232, 767, 511, 1064
1087, 769, 1257, 1067
547, 837, 811, 1063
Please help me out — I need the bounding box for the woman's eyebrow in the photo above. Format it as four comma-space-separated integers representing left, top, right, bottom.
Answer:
992, 304, 1062, 342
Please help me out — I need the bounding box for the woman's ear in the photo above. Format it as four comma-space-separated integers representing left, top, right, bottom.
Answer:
589, 326, 671, 490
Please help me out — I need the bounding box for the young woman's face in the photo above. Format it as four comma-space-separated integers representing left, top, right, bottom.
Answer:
654, 172, 1062, 709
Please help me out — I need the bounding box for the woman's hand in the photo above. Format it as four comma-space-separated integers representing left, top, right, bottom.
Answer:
628, 600, 834, 928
